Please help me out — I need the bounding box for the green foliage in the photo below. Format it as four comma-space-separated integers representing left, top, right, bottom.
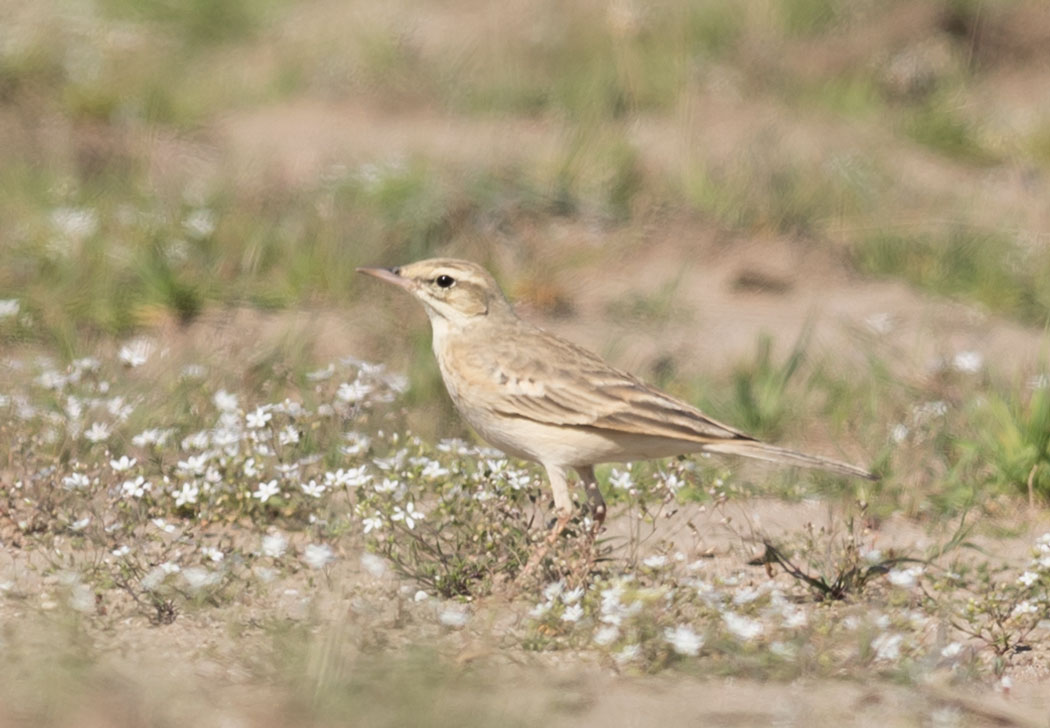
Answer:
725, 332, 809, 441
854, 229, 1050, 325
967, 383, 1050, 501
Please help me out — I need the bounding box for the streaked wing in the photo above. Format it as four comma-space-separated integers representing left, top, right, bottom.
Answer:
450, 322, 755, 445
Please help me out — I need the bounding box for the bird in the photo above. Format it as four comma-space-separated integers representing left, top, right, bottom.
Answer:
357, 258, 876, 551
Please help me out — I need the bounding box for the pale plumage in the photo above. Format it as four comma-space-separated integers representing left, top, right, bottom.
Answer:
358, 258, 875, 538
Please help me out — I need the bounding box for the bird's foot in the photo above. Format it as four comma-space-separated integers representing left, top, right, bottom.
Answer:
516, 512, 572, 584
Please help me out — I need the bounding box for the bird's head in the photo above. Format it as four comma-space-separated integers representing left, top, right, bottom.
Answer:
356, 258, 513, 326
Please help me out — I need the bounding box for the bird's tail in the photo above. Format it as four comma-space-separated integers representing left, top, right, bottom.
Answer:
703, 440, 877, 480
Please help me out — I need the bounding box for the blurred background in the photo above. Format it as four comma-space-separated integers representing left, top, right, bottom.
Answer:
3, 0, 1050, 449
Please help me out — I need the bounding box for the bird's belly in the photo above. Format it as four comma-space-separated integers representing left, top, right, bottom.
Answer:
458, 408, 699, 467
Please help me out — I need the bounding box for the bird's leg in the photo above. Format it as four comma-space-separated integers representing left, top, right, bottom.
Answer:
576, 465, 605, 537
518, 465, 572, 582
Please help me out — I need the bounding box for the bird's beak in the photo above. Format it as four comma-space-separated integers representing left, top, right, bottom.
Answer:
356, 266, 412, 291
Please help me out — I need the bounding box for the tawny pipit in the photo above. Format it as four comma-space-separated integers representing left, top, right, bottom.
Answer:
358, 258, 875, 536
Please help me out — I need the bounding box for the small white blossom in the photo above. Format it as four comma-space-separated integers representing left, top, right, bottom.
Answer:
253, 479, 280, 503
643, 555, 668, 569
326, 466, 371, 488
174, 482, 199, 507
609, 468, 633, 490
890, 424, 909, 443
337, 380, 374, 403
84, 422, 111, 443
360, 552, 388, 577
391, 502, 424, 529
421, 460, 450, 480
362, 513, 384, 534
952, 350, 983, 373
341, 432, 371, 456
439, 607, 469, 628
301, 479, 326, 498
120, 476, 151, 499
201, 546, 225, 563
940, 642, 963, 659
246, 406, 272, 429
1018, 571, 1039, 587
593, 625, 620, 646
109, 453, 137, 470
887, 566, 922, 589
303, 543, 334, 569
119, 339, 153, 368
62, 473, 90, 490
261, 532, 288, 558
723, 612, 763, 642
872, 632, 902, 661
213, 390, 239, 412
243, 458, 260, 478
0, 299, 19, 318
561, 604, 584, 623
664, 625, 703, 656
278, 425, 300, 446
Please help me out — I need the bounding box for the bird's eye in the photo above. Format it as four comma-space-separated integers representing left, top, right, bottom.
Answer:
435, 274, 455, 288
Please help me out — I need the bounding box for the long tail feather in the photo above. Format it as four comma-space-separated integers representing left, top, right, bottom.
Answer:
703, 440, 877, 480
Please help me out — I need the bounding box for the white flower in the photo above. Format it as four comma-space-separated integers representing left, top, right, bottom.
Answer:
664, 625, 703, 656
261, 532, 288, 558
278, 425, 300, 446
609, 468, 632, 490
391, 502, 424, 529
887, 566, 922, 588
864, 312, 894, 335
243, 458, 260, 478
120, 476, 151, 499
119, 339, 153, 368
84, 422, 111, 443
252, 479, 280, 503
301, 479, 326, 498
303, 543, 334, 569
201, 546, 225, 563
543, 580, 565, 601
362, 513, 384, 534
941, 642, 963, 659
325, 466, 371, 488
872, 632, 902, 661
593, 625, 620, 646
213, 389, 239, 412
421, 460, 450, 480
132, 428, 170, 447
177, 454, 208, 476
439, 607, 469, 628
360, 552, 387, 577
614, 644, 641, 665
51, 206, 98, 240
341, 432, 371, 456
562, 586, 585, 604
561, 603, 584, 622
1012, 600, 1038, 617
246, 406, 272, 429
890, 424, 909, 443
952, 350, 983, 373
723, 612, 763, 642
174, 482, 200, 507
183, 208, 215, 238
1018, 571, 1039, 587
337, 379, 374, 403
528, 601, 551, 618
62, 473, 90, 490
643, 554, 668, 569
0, 299, 19, 318
183, 567, 220, 591
374, 478, 399, 494
70, 516, 90, 531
